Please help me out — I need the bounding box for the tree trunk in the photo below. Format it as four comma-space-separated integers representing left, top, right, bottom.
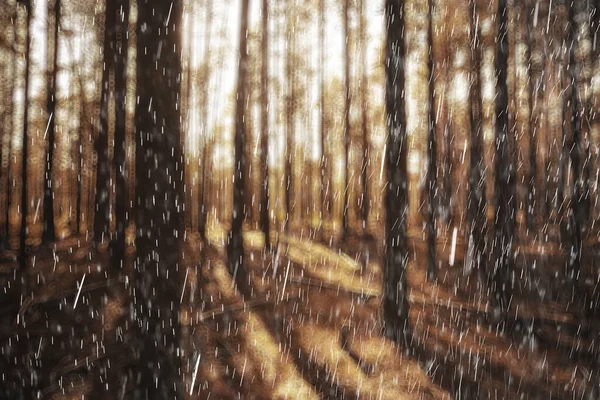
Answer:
260, 0, 270, 249
43, 0, 59, 243
384, 0, 410, 346
590, 0, 600, 231
566, 0, 589, 282
359, 0, 369, 234
134, 0, 184, 397
285, 7, 293, 232
530, 0, 548, 226
492, 0, 513, 315
24, 0, 48, 247
319, 0, 327, 235
19, 1, 32, 270
469, 0, 487, 280
112, 0, 129, 268
199, 0, 213, 238
94, 0, 115, 246
228, 0, 249, 287
431, 0, 450, 237
427, 0, 436, 280
342, 0, 350, 241
0, 2, 16, 248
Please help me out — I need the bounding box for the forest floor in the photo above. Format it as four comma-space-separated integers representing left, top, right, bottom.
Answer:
2, 220, 600, 399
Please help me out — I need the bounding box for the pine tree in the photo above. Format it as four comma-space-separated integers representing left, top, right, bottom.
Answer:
383, 0, 410, 346
134, 0, 184, 396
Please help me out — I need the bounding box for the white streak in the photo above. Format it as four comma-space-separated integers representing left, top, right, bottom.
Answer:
166, 2, 174, 26
180, 268, 189, 304
281, 260, 291, 301
43, 113, 53, 139
546, 0, 552, 34
33, 199, 41, 224
380, 144, 386, 181
190, 352, 201, 395
73, 273, 86, 309
449, 228, 458, 266
36, 337, 43, 359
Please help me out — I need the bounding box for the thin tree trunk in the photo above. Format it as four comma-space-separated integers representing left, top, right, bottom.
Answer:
513, 0, 532, 231
229, 0, 249, 287
431, 0, 450, 237
448, 0, 471, 235
94, 0, 115, 246
19, 1, 32, 270
260, 0, 270, 249
112, 0, 129, 268
199, 0, 213, 238
43, 0, 59, 243
285, 7, 293, 232
547, 4, 565, 234
342, 0, 350, 241
384, 0, 410, 346
492, 0, 514, 315
359, 0, 369, 234
530, 0, 548, 226
319, 0, 327, 236
0, 2, 16, 248
469, 0, 486, 280
427, 0, 436, 280
566, 0, 588, 282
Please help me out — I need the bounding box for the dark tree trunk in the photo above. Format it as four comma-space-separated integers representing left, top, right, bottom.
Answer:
492, 0, 514, 315
524, 0, 535, 232
19, 2, 32, 271
260, 0, 270, 249
360, 0, 369, 233
94, 0, 115, 245
43, 0, 59, 243
112, 0, 129, 269
469, 0, 486, 281
342, 0, 350, 241
228, 0, 249, 287
199, 0, 213, 239
566, 1, 587, 282
134, 0, 184, 397
319, 0, 327, 235
426, 0, 436, 281
1, 5, 16, 249
383, 0, 410, 346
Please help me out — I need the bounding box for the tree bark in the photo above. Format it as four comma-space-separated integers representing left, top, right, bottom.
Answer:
431, 0, 450, 236
384, 0, 410, 346
228, 0, 249, 287
260, 0, 270, 249
566, 0, 589, 282
112, 0, 129, 268
43, 0, 59, 243
427, 0, 436, 280
199, 0, 213, 238
469, 0, 487, 280
94, 0, 115, 246
319, 0, 327, 235
134, 0, 184, 397
359, 0, 369, 233
342, 0, 350, 241
492, 0, 514, 315
285, 6, 293, 232
0, 2, 16, 248
19, 1, 32, 269
530, 0, 548, 225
